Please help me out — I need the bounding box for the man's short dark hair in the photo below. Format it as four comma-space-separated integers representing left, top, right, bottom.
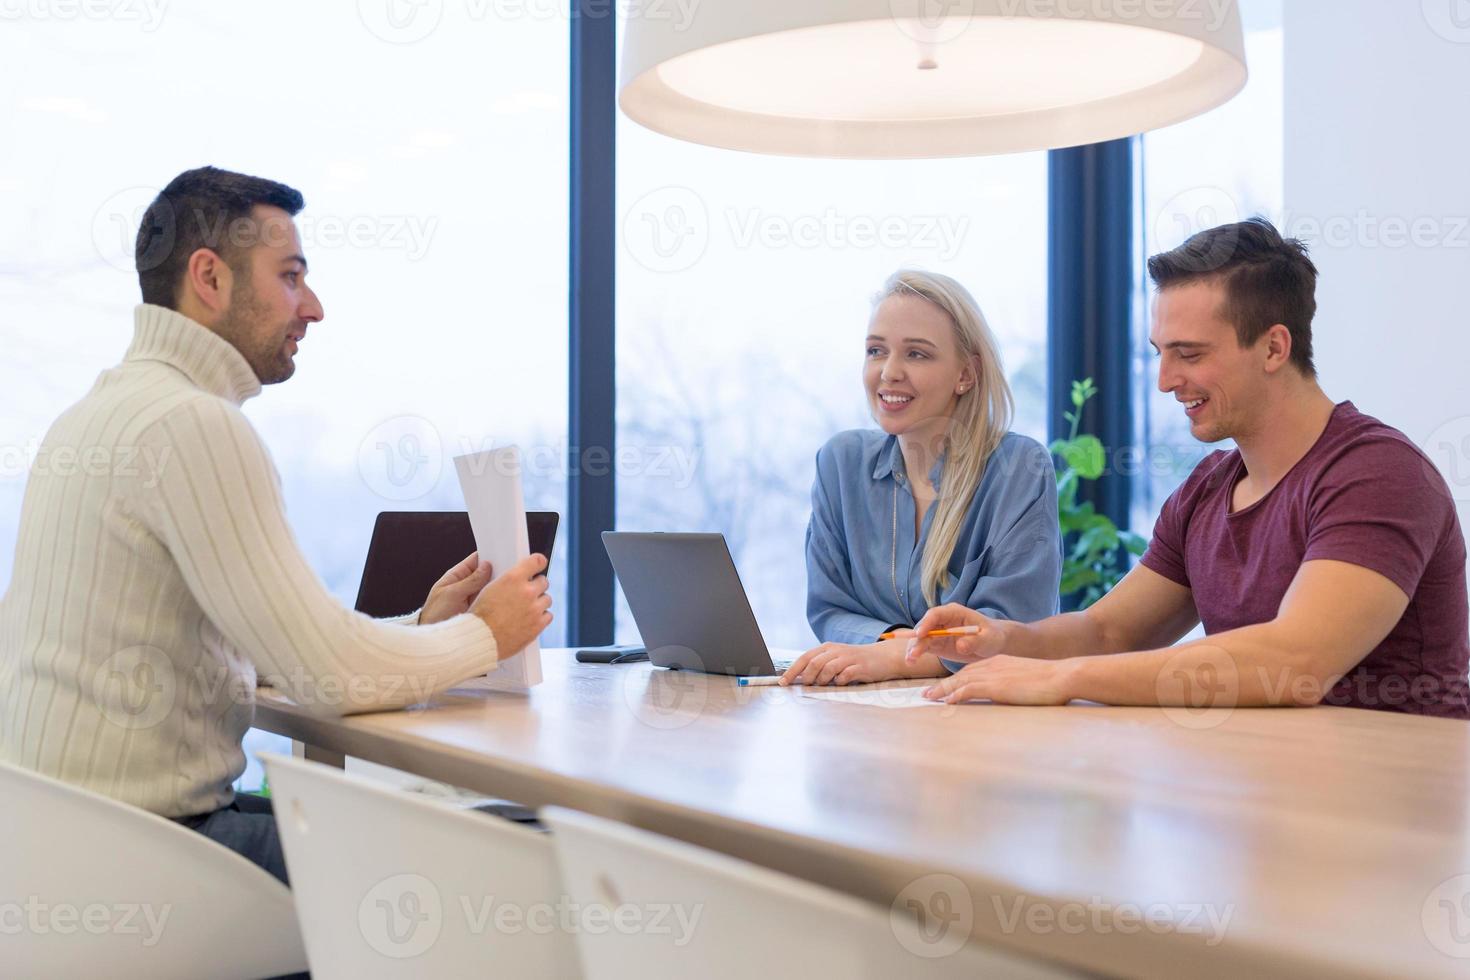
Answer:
1147, 217, 1319, 378
135, 166, 304, 309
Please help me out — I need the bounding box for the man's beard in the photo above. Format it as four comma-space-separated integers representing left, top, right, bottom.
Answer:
219, 277, 295, 385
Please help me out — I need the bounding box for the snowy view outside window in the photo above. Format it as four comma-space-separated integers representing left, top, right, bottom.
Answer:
1, 2, 1277, 786
614, 1, 1051, 647
614, 139, 1050, 648
1, 3, 570, 787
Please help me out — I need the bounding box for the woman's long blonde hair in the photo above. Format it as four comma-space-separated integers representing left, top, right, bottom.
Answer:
875, 270, 1014, 606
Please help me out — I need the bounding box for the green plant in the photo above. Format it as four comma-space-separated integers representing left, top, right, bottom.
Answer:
1050, 378, 1147, 609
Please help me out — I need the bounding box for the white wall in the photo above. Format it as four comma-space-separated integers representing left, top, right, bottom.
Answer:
1284, 1, 1470, 521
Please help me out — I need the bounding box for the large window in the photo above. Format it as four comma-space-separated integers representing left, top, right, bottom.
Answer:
615, 21, 1050, 649
0, 1, 569, 786
1133, 0, 1284, 529
1, 0, 1282, 783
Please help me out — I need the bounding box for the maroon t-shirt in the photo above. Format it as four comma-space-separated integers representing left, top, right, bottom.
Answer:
1141, 402, 1470, 718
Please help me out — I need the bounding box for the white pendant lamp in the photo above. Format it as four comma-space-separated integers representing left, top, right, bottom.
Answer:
619, 0, 1248, 158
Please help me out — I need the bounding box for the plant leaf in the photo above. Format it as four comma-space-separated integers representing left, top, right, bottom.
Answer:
1060, 435, 1105, 480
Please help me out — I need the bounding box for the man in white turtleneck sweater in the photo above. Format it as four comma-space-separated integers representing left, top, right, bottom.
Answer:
0, 167, 552, 884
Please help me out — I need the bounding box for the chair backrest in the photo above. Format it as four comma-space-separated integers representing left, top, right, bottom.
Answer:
0, 759, 306, 980
542, 806, 1079, 980
262, 752, 580, 978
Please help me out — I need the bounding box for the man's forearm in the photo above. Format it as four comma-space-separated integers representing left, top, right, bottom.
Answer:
1058, 622, 1345, 707
998, 610, 1111, 661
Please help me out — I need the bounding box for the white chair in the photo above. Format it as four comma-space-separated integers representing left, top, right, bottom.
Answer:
542, 806, 1080, 980
0, 758, 307, 979
261, 752, 580, 978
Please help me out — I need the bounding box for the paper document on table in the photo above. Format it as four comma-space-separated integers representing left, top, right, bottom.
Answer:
453, 446, 542, 691
799, 684, 943, 709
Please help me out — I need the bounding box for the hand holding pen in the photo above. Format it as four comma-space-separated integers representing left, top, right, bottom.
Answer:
903, 605, 1007, 665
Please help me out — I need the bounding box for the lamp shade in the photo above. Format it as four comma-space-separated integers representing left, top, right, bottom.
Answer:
619, 0, 1247, 158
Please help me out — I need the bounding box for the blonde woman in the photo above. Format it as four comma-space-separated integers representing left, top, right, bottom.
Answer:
781, 270, 1062, 686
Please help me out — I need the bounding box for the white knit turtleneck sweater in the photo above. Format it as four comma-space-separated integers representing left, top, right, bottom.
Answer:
0, 304, 500, 818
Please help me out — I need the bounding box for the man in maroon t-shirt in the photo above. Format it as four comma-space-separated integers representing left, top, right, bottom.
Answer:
906, 218, 1470, 718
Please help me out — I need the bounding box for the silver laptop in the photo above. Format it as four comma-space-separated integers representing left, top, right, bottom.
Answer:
601, 531, 799, 677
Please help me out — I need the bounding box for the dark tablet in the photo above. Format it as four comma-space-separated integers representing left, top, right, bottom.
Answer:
354, 511, 558, 618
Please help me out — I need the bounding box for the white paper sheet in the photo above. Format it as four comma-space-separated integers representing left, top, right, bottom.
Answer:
453, 446, 542, 691
798, 684, 944, 709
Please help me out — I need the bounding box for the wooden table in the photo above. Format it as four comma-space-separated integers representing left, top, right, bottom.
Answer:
255, 651, 1470, 979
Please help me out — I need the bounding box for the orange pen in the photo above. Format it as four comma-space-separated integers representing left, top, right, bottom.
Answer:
878, 625, 982, 641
